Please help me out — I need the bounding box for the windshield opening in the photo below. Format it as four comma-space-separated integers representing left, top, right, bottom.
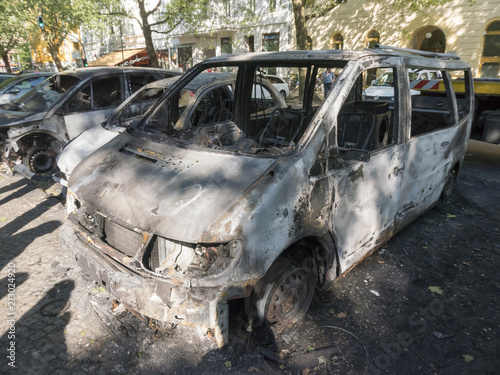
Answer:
134, 61, 346, 155
106, 86, 168, 129
9, 75, 80, 112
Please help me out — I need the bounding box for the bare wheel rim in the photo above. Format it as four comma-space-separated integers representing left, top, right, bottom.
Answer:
254, 258, 314, 328
27, 148, 55, 173
441, 169, 456, 200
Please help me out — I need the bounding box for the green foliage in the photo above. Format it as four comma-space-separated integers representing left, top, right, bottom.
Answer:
0, 0, 28, 68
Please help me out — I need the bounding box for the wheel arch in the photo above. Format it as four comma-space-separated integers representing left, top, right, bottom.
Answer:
278, 234, 339, 289
15, 131, 65, 154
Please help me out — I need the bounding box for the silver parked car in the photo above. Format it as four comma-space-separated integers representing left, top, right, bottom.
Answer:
0, 72, 52, 105
0, 67, 180, 173
61, 47, 473, 347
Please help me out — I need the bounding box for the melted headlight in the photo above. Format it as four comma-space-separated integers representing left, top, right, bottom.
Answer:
148, 237, 232, 277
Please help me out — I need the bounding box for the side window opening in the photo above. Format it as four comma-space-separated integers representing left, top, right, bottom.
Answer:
129, 74, 158, 93
67, 84, 91, 112
66, 76, 122, 113
189, 85, 234, 127
117, 87, 165, 126
333, 67, 398, 156
93, 77, 122, 109
408, 68, 466, 137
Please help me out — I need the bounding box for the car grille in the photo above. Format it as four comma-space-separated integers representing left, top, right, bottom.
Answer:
101, 217, 143, 257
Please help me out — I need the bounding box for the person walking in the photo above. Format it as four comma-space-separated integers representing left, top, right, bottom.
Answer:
322, 68, 335, 99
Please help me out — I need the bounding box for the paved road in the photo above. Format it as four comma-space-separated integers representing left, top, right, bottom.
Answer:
457, 140, 500, 218
0, 140, 498, 374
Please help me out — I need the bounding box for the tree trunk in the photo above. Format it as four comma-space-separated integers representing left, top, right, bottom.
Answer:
1, 52, 12, 73
292, 0, 308, 51
138, 0, 159, 68
292, 0, 308, 98
47, 42, 64, 71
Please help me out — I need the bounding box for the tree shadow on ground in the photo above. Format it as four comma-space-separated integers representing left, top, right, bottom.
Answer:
0, 220, 61, 272
0, 280, 74, 374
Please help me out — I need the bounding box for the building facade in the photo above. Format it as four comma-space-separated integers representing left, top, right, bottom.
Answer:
31, 32, 85, 72
307, 0, 500, 77
81, 0, 500, 78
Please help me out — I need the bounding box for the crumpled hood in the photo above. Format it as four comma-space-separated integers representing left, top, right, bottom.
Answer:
57, 125, 124, 176
0, 110, 46, 128
69, 132, 276, 243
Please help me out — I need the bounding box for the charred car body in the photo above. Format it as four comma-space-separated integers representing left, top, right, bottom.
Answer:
57, 72, 243, 179
61, 46, 473, 347
0, 67, 180, 173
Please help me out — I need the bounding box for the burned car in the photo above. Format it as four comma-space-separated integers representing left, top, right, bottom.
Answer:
56, 72, 245, 180
0, 67, 180, 173
61, 46, 473, 347
0, 72, 53, 105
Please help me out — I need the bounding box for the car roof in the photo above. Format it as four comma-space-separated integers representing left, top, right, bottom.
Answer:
144, 72, 235, 91
55, 67, 180, 79
201, 48, 469, 70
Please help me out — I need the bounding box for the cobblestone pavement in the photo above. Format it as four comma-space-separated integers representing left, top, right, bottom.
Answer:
0, 140, 499, 374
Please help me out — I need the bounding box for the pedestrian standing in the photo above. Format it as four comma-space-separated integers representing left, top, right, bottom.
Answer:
322, 68, 335, 99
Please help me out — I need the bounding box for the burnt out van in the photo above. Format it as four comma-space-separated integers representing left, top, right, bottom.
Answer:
61, 46, 473, 347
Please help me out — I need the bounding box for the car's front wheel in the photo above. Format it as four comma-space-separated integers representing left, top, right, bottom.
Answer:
24, 147, 56, 174
250, 257, 314, 330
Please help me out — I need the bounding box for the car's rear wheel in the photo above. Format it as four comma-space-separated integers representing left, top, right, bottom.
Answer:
250, 257, 314, 329
441, 168, 457, 201
280, 90, 287, 99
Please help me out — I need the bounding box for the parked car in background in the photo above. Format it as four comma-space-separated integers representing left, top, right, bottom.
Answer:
263, 74, 290, 98
364, 69, 442, 101
0, 73, 53, 105
0, 67, 180, 173
61, 47, 472, 348
0, 74, 16, 84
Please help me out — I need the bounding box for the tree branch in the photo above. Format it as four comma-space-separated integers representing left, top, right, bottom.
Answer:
305, 0, 343, 21
146, 0, 163, 16
151, 18, 184, 34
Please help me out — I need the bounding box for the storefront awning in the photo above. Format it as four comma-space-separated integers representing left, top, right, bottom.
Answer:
88, 49, 148, 67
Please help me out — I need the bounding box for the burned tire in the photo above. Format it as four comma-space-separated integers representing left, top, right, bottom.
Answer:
441, 168, 457, 201
250, 257, 314, 329
24, 147, 56, 174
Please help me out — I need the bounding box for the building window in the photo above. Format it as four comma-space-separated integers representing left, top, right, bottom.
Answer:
223, 0, 231, 17
177, 46, 193, 71
263, 33, 279, 74
263, 33, 279, 52
481, 20, 500, 78
246, 35, 255, 52
366, 30, 380, 48
332, 33, 344, 50
221, 37, 232, 55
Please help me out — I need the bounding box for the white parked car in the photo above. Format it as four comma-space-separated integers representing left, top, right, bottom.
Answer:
263, 74, 290, 98
364, 69, 442, 101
